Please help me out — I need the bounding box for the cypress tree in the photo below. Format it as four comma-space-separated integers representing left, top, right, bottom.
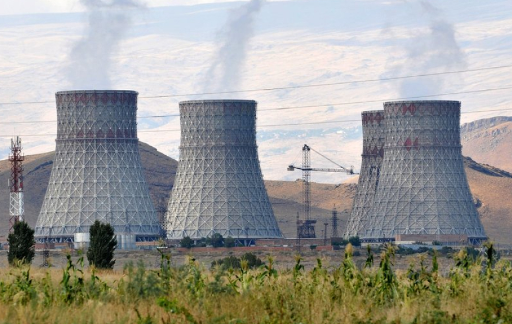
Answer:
7, 221, 35, 266
86, 220, 117, 269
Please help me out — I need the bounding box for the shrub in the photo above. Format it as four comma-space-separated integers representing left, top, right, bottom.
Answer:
7, 221, 35, 266
225, 236, 235, 248
211, 253, 263, 270
212, 256, 240, 270
180, 236, 194, 249
206, 233, 224, 248
196, 238, 207, 247
348, 236, 361, 247
87, 220, 117, 269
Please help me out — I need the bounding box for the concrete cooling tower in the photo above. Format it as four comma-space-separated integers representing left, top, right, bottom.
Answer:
35, 90, 160, 244
345, 110, 385, 238
165, 100, 282, 241
362, 101, 486, 244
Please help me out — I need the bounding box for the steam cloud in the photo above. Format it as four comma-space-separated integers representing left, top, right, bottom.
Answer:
397, 1, 466, 97
65, 0, 142, 90
203, 0, 266, 94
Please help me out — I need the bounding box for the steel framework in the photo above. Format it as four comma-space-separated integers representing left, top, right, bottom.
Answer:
288, 144, 354, 239
165, 100, 282, 240
8, 136, 24, 232
345, 110, 385, 238
298, 144, 316, 238
362, 101, 486, 243
35, 90, 160, 242
331, 206, 339, 238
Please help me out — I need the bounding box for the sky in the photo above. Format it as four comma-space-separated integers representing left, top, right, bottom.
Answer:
0, 0, 511, 183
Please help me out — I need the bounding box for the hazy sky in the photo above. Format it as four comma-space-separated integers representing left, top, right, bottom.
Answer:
0, 0, 286, 15
0, 0, 511, 183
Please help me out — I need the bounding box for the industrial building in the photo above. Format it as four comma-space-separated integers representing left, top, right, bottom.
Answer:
35, 90, 160, 247
361, 101, 486, 244
165, 100, 282, 242
345, 110, 385, 238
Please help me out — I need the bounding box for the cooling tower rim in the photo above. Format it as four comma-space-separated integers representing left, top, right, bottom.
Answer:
56, 90, 138, 96
180, 99, 257, 104
362, 110, 384, 114
384, 100, 460, 105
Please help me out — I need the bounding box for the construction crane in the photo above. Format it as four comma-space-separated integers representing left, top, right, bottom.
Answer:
288, 144, 354, 238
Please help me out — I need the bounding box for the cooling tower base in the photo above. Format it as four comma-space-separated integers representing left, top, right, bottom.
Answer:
361, 234, 487, 245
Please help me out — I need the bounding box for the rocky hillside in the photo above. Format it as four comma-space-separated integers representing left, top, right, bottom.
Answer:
461, 116, 512, 173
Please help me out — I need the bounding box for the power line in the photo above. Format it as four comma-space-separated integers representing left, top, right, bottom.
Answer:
139, 64, 512, 99
1, 106, 512, 138
1, 86, 511, 126
259, 85, 512, 111
1, 64, 512, 106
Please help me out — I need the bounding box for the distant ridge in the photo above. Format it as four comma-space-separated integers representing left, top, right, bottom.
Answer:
462, 116, 512, 173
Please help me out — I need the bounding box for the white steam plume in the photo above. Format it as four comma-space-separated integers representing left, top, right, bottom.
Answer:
202, 0, 266, 94
397, 1, 466, 97
65, 0, 143, 90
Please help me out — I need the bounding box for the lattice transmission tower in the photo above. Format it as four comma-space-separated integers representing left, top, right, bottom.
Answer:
331, 206, 339, 238
8, 136, 24, 232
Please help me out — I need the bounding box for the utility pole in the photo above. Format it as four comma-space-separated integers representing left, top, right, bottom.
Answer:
324, 222, 328, 246
331, 206, 339, 238
296, 212, 301, 253
41, 228, 51, 267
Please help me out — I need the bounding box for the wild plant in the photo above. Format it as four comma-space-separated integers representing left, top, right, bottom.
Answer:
184, 257, 206, 298
292, 254, 304, 289
372, 243, 398, 304
87, 266, 110, 300
156, 250, 172, 295
157, 297, 198, 324
60, 254, 85, 304
123, 260, 162, 300
257, 256, 278, 285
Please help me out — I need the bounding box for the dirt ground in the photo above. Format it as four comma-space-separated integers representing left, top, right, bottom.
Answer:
0, 247, 493, 276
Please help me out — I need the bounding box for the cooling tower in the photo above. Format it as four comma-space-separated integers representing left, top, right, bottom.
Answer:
362, 101, 486, 244
345, 110, 385, 238
35, 90, 160, 243
165, 100, 282, 240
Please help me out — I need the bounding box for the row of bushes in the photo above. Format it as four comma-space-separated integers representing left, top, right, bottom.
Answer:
180, 233, 237, 248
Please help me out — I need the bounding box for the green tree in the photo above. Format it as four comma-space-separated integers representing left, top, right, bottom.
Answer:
7, 221, 35, 266
225, 236, 235, 248
87, 220, 117, 269
180, 236, 194, 249
348, 236, 361, 247
206, 233, 224, 248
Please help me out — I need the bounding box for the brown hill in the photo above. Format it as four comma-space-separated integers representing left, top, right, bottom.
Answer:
461, 116, 512, 173
266, 157, 512, 245
1, 142, 512, 245
0, 143, 177, 236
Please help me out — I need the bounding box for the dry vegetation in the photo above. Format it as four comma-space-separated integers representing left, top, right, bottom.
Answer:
0, 244, 511, 323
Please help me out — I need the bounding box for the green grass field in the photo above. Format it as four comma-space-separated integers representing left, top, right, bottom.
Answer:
0, 243, 511, 324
